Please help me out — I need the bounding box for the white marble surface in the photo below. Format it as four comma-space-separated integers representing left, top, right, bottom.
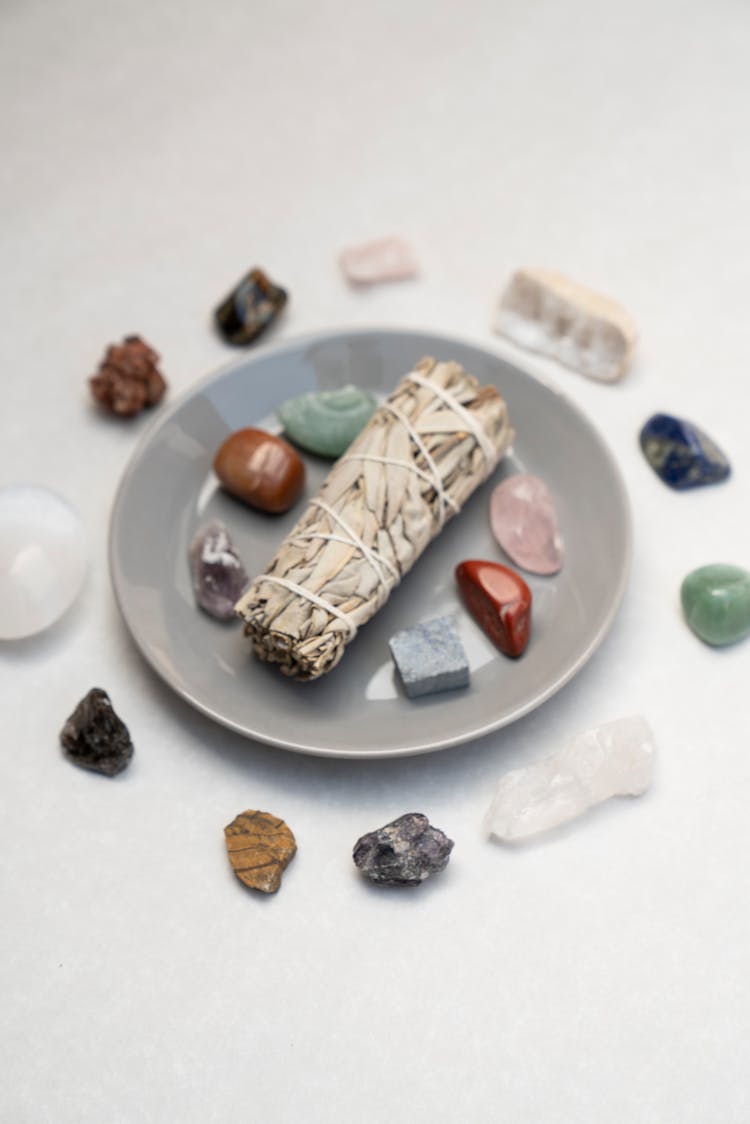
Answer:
2, 1, 749, 1121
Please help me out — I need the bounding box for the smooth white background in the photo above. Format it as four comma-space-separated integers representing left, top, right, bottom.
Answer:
2, 2, 749, 1121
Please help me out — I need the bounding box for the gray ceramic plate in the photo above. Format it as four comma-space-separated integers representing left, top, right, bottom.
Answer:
109, 327, 631, 758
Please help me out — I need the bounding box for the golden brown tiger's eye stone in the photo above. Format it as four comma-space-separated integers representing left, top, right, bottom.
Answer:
213, 427, 305, 513
224, 810, 297, 894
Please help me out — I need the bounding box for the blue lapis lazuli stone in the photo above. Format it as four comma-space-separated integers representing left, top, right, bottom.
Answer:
639, 413, 731, 490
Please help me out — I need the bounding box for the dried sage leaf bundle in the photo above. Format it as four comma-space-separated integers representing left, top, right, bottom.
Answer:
235, 357, 514, 680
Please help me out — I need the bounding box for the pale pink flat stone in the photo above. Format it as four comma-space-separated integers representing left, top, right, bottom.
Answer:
339, 237, 418, 285
490, 474, 563, 575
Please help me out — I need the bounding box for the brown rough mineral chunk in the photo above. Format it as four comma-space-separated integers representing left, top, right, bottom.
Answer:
214, 268, 288, 346
224, 809, 297, 894
89, 335, 168, 416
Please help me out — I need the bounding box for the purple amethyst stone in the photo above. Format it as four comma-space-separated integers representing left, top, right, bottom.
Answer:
189, 520, 249, 621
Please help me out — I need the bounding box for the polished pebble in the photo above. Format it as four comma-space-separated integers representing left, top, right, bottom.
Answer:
680, 563, 750, 646
490, 473, 563, 575
278, 384, 377, 458
455, 559, 531, 658
639, 413, 730, 489
0, 484, 88, 640
214, 268, 288, 346
189, 521, 249, 620
339, 236, 418, 284
213, 427, 305, 513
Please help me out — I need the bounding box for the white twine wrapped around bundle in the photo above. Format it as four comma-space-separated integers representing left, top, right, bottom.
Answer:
235, 357, 514, 680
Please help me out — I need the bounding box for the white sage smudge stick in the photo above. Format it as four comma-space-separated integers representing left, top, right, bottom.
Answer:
235, 357, 514, 680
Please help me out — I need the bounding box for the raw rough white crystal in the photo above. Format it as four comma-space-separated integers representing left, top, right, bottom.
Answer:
0, 484, 88, 640
339, 236, 418, 284
494, 268, 636, 382
484, 716, 655, 843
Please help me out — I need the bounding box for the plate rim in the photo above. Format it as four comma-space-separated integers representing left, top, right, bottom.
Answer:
108, 325, 633, 758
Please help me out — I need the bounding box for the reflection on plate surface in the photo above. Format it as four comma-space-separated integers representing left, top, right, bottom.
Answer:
109, 328, 631, 758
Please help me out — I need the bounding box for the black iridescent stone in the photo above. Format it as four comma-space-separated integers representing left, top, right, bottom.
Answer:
353, 813, 454, 886
214, 268, 288, 345
639, 413, 730, 490
60, 688, 134, 776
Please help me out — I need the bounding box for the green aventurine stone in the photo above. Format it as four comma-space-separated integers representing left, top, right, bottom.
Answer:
277, 385, 377, 458
680, 564, 750, 647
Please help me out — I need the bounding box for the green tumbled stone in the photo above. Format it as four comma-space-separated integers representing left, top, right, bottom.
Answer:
680, 563, 750, 647
277, 385, 377, 458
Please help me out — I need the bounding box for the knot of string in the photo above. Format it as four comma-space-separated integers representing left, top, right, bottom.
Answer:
258, 574, 358, 639
308, 498, 399, 588
379, 399, 451, 527
405, 370, 497, 470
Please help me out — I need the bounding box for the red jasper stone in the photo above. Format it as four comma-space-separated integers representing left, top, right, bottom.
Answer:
455, 559, 532, 658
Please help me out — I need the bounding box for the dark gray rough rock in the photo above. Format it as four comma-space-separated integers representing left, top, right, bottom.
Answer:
352, 813, 454, 886
60, 688, 134, 776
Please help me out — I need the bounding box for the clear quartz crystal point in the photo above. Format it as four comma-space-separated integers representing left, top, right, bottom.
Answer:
484, 716, 655, 843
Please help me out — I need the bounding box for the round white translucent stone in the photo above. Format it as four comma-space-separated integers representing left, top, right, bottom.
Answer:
0, 484, 88, 640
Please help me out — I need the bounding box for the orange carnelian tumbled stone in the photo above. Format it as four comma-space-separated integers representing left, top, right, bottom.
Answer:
213, 427, 305, 514
455, 559, 532, 658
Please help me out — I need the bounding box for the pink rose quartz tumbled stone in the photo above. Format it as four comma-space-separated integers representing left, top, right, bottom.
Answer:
338, 237, 418, 285
490, 474, 563, 576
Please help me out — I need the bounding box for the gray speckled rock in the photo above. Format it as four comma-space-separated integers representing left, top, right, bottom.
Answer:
353, 813, 454, 886
389, 616, 469, 698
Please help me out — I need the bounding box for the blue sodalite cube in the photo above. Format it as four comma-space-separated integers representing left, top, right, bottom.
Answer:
639, 413, 730, 490
389, 616, 470, 699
